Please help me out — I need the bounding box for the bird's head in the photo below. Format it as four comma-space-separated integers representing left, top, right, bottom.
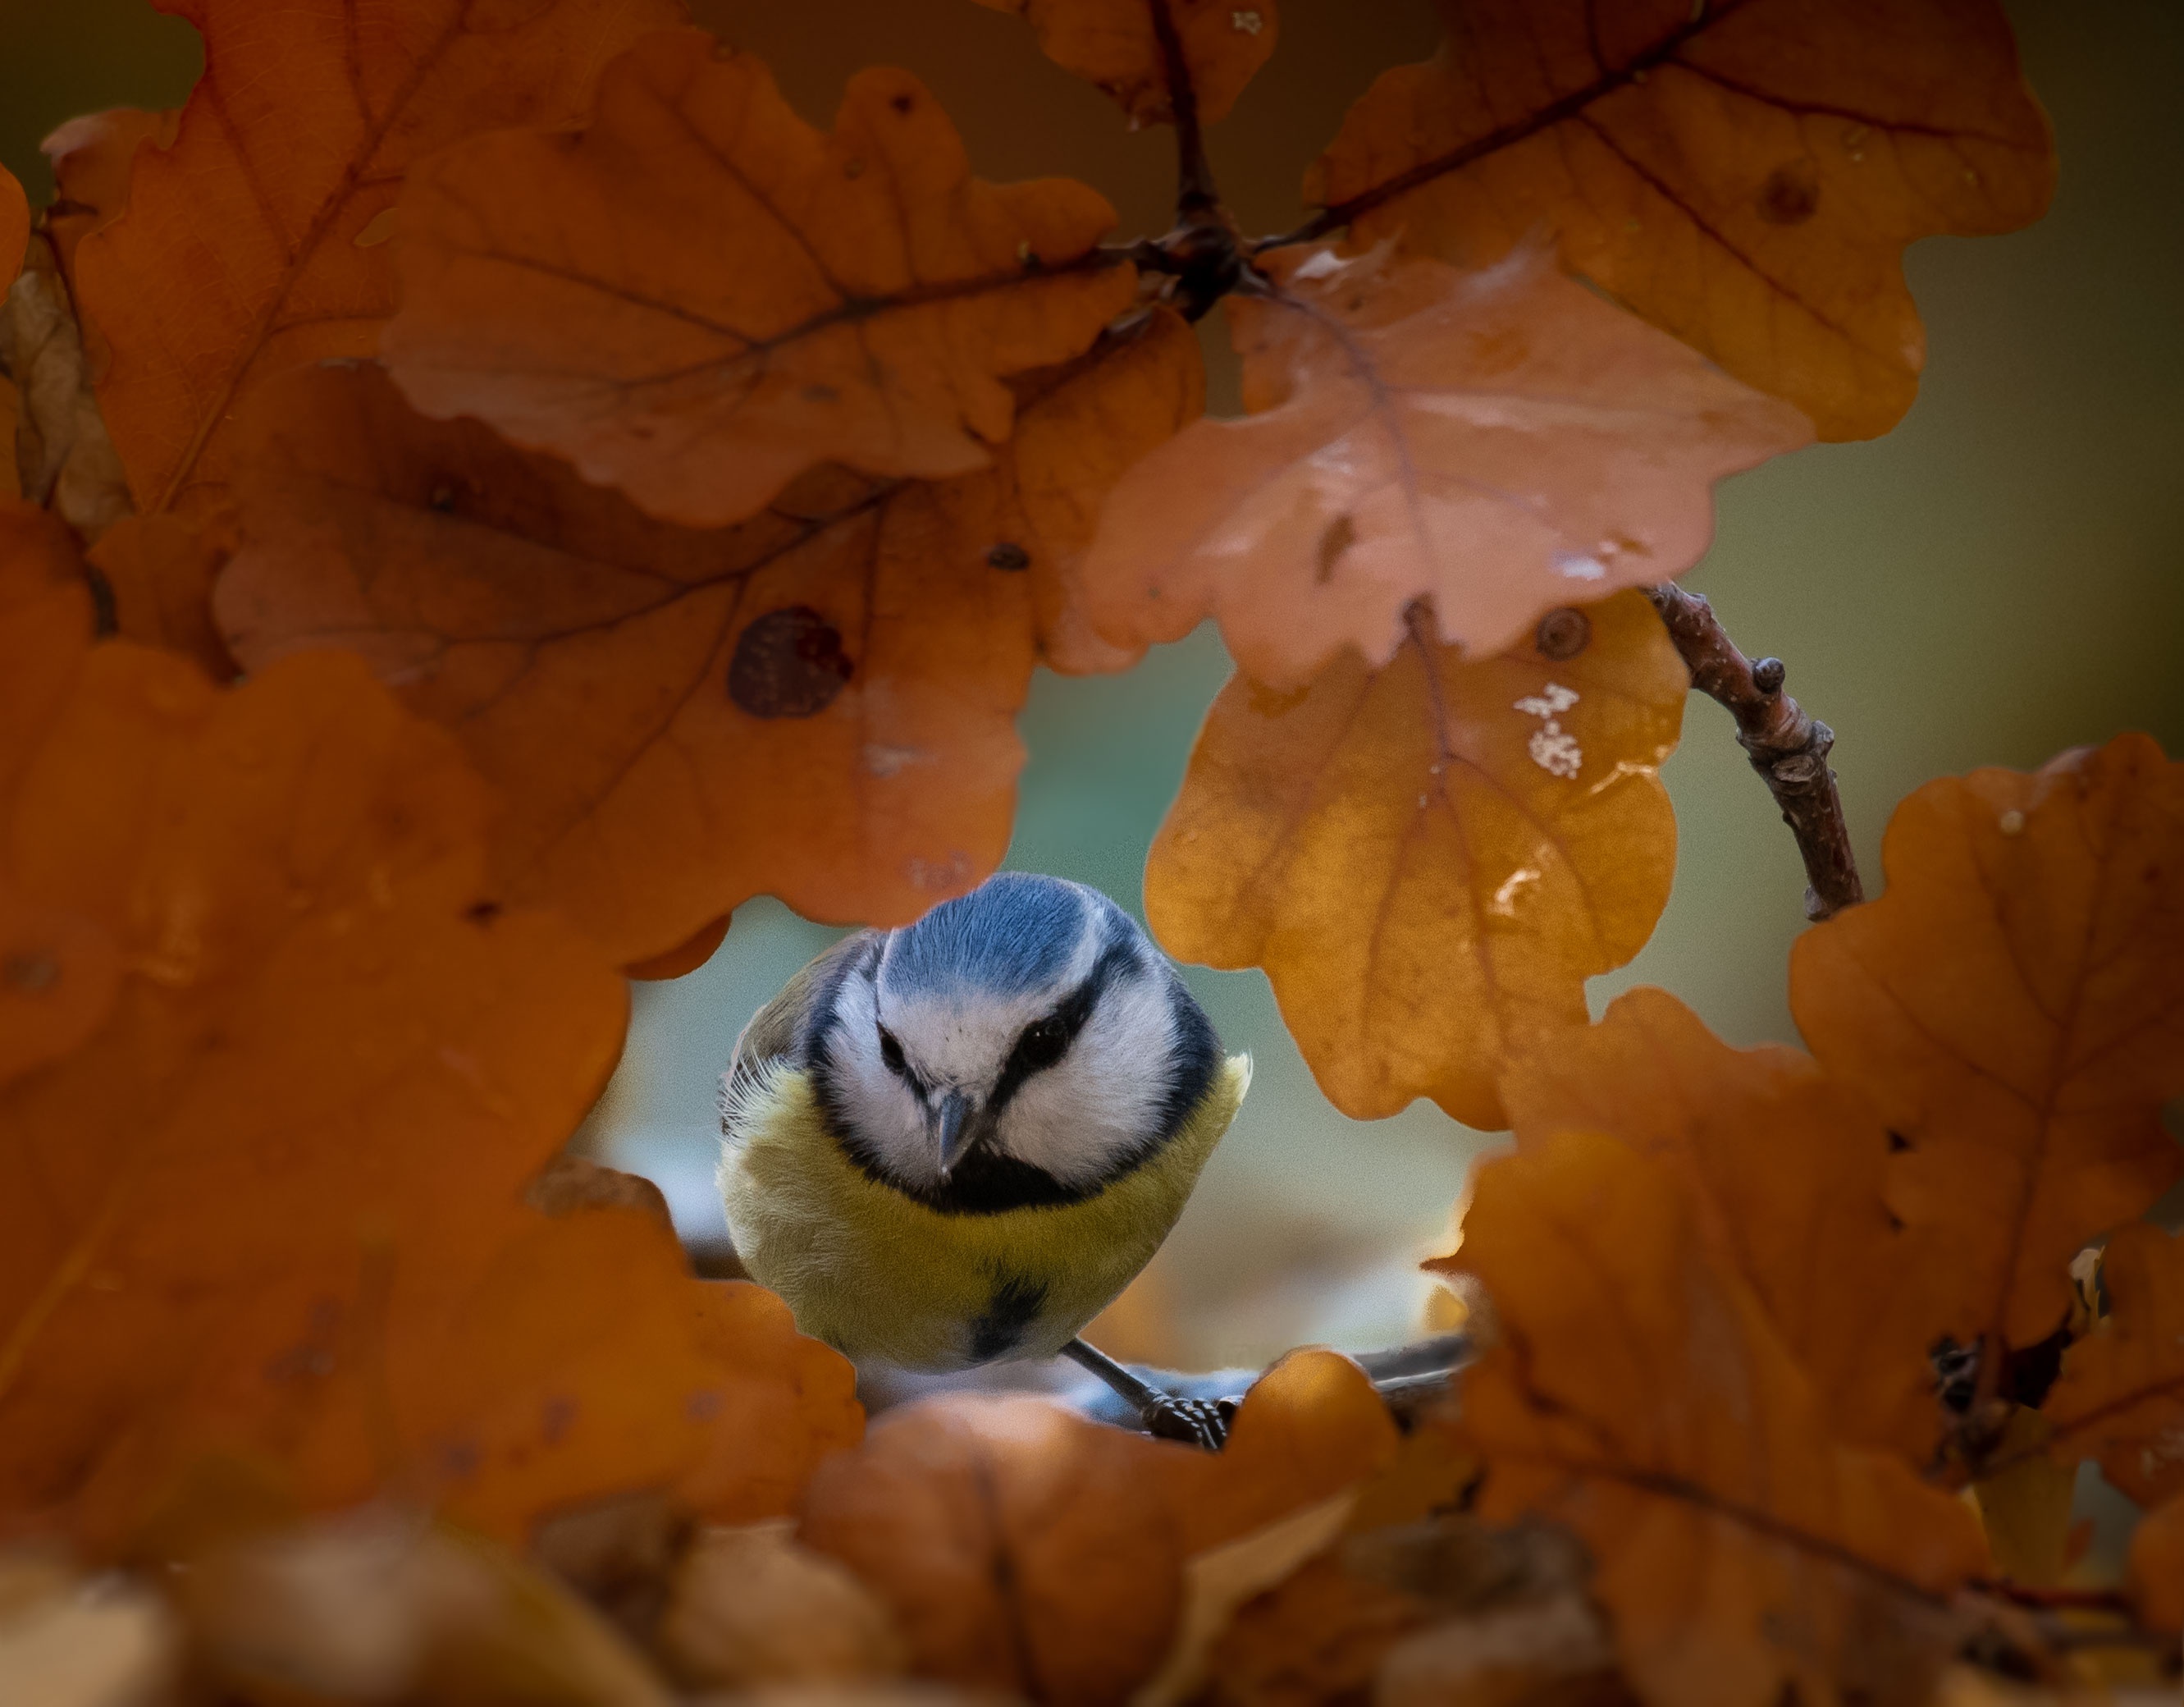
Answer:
807, 873, 1221, 1205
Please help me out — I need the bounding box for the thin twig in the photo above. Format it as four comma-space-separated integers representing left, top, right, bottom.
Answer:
1643, 583, 1864, 922
1147, 0, 1218, 218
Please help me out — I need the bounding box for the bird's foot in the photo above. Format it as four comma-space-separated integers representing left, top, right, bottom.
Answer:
1141, 1391, 1236, 1451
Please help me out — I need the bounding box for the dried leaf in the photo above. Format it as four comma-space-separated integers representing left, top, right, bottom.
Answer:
384, 30, 1140, 529
657, 1520, 907, 1690
2045, 1224, 2184, 1511
1967, 1407, 2073, 1587
797, 1348, 1397, 1705
1145, 590, 1683, 1130
972, 0, 1278, 126
2131, 1494, 2184, 1633
85, 510, 238, 680
624, 915, 730, 982
0, 642, 857, 1544
1791, 734, 2184, 1357
1446, 1131, 1987, 1707
1304, 0, 2054, 439
1, 165, 25, 286
75, 0, 681, 517
41, 109, 179, 304
1501, 986, 1943, 1462
221, 316, 1195, 959
1078, 245, 1804, 687
0, 237, 133, 539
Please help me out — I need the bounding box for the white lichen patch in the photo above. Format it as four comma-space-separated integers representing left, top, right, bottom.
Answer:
1514, 682, 1583, 779
1231, 8, 1263, 34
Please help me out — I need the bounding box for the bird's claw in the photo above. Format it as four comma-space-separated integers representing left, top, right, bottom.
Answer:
1142, 1392, 1236, 1451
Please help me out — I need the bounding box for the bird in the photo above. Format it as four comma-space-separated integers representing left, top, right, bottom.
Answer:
716, 872, 1250, 1447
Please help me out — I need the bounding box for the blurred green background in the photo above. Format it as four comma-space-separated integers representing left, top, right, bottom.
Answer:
3, 0, 2177, 1373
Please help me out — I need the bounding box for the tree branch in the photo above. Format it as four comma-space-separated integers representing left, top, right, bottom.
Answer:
1643, 583, 1865, 922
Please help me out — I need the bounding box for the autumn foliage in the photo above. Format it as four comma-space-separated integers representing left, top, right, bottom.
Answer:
5, 0, 2179, 1700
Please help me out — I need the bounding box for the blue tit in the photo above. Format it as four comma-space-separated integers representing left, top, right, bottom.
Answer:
716, 872, 1250, 1444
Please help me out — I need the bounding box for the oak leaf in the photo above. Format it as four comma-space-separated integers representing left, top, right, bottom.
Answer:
1145, 590, 1684, 1131
40, 109, 178, 304
383, 30, 1140, 529
1444, 1131, 1989, 1707
1077, 245, 1807, 688
1790, 733, 2184, 1358
1, 164, 25, 287
2131, 1494, 2184, 1633
1304, 0, 2054, 439
797, 1348, 1396, 1705
220, 313, 1195, 961
0, 640, 857, 1544
85, 510, 239, 681
74, 0, 681, 518
0, 498, 95, 804
1501, 986, 1943, 1462
972, 0, 1279, 127
2044, 1224, 2184, 1512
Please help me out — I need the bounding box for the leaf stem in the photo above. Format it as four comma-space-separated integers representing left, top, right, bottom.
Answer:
1147, 0, 1218, 219
1643, 582, 1865, 921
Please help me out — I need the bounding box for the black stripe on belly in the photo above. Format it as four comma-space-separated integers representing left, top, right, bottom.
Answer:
969, 1273, 1050, 1363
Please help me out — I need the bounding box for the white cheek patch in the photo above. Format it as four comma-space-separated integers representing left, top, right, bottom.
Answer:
823, 972, 933, 1179
995, 971, 1176, 1186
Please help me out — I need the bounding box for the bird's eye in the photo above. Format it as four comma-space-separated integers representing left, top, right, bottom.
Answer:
878, 1027, 907, 1076
1014, 1016, 1071, 1072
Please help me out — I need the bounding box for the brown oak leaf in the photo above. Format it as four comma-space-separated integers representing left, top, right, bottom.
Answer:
40, 108, 178, 303
971, 0, 1279, 126
1791, 733, 2184, 1360
1076, 245, 1806, 689
2, 163, 27, 288
383, 29, 1140, 529
1145, 590, 1684, 1131
1303, 0, 2054, 439
1501, 986, 1944, 1463
219, 313, 1195, 963
2045, 1224, 2184, 1511
2131, 1493, 2184, 1633
1444, 1130, 1989, 1707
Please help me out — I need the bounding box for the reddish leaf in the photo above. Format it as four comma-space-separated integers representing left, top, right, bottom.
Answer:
2045, 1224, 2184, 1510
1304, 0, 2054, 438
1146, 591, 1683, 1130
1078, 245, 1806, 688
220, 314, 1195, 961
1446, 1131, 1988, 1707
40, 109, 178, 298
0, 499, 95, 803
74, 0, 680, 517
85, 510, 239, 682
1791, 734, 2184, 1357
383, 30, 1140, 529
1501, 987, 1944, 1462
972, 0, 1279, 126
1, 163, 27, 287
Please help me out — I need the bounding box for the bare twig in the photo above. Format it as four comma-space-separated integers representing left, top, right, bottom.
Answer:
1643, 583, 1864, 922
1147, 0, 1217, 219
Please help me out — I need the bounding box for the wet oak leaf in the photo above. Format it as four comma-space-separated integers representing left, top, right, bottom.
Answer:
2044, 1224, 2184, 1512
971, 0, 1279, 127
1303, 0, 2054, 440
0, 642, 858, 1543
1445, 1132, 1989, 1707
1145, 589, 1684, 1131
1790, 734, 2184, 1358
797, 1348, 1396, 1705
383, 29, 1140, 529
74, 0, 682, 518
220, 313, 1196, 961
1077, 245, 1807, 689
1501, 986, 1944, 1462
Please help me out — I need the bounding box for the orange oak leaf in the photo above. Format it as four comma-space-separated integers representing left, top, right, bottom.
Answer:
1501, 987, 1944, 1462
971, 0, 1279, 127
1302, 0, 2054, 440
1145, 590, 1684, 1131
1076, 245, 1807, 689
1444, 1131, 1989, 1707
85, 510, 239, 682
1791, 734, 2184, 1358
41, 109, 178, 297
219, 313, 1195, 960
624, 913, 732, 982
0, 641, 858, 1544
2131, 1494, 2184, 1633
73, 0, 681, 519
2, 163, 27, 286
383, 29, 1140, 529
797, 1348, 1396, 1704
0, 498, 95, 805
2044, 1224, 2184, 1511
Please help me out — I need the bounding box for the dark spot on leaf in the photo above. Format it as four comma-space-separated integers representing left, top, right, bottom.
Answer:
729, 606, 855, 718
801, 382, 839, 405
1535, 608, 1591, 661
986, 542, 1031, 571
889, 92, 915, 115
1886, 1129, 1910, 1153
844, 157, 866, 180
1757, 163, 1821, 226
428, 482, 458, 513
541, 1394, 577, 1444
1315, 513, 1358, 583
3, 951, 58, 995
688, 1389, 724, 1421
440, 1439, 482, 1480
464, 900, 503, 927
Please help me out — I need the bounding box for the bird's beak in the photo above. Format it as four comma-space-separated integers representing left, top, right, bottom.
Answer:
933, 1090, 975, 1178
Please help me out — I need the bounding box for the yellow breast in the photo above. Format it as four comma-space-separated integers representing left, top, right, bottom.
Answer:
718, 1055, 1250, 1371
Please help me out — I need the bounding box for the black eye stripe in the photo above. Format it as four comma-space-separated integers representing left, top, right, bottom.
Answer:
986, 934, 1138, 1119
